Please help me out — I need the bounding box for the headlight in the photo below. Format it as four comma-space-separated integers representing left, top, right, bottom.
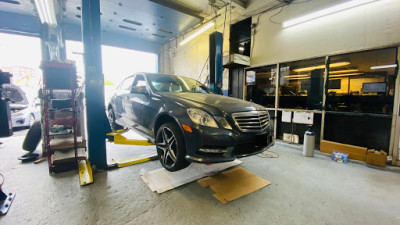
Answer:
187, 108, 218, 128
215, 117, 232, 130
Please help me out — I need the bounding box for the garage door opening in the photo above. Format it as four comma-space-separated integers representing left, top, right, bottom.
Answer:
65, 40, 158, 105
0, 33, 42, 99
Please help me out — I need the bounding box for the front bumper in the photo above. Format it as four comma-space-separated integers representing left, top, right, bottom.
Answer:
183, 123, 274, 163
11, 115, 28, 128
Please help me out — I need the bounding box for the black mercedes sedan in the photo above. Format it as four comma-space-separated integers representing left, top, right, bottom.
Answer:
107, 73, 274, 171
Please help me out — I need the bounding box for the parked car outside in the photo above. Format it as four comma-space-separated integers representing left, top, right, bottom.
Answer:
2, 84, 40, 128
107, 73, 274, 171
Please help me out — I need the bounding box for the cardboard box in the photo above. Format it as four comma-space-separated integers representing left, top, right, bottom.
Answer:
198, 167, 271, 204
320, 140, 367, 162
331, 151, 348, 163
366, 150, 387, 167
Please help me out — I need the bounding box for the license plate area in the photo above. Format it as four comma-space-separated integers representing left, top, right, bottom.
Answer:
255, 134, 269, 146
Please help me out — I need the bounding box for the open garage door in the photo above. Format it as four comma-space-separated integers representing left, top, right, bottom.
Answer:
65, 40, 158, 105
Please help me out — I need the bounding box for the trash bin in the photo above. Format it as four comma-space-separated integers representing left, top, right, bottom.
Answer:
303, 126, 315, 157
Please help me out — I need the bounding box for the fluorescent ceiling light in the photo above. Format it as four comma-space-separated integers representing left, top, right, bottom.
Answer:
294, 62, 350, 72
179, 21, 214, 46
284, 74, 309, 78
34, 0, 57, 25
329, 69, 358, 74
288, 77, 310, 80
329, 73, 362, 78
283, 0, 379, 28
370, 64, 397, 70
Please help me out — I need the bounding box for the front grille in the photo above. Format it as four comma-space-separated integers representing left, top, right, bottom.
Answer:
231, 111, 270, 133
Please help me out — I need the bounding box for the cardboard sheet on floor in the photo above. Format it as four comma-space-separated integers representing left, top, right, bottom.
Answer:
198, 167, 271, 204
141, 160, 242, 193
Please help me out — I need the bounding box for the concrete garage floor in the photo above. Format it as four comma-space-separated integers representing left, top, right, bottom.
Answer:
1, 130, 400, 225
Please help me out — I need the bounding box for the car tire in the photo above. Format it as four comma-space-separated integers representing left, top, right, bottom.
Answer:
108, 108, 123, 130
22, 121, 42, 152
156, 122, 190, 171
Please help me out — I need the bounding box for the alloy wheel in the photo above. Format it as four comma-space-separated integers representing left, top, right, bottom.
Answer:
156, 127, 177, 168
108, 109, 114, 126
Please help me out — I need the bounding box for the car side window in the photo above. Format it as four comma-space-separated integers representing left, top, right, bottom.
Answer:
132, 75, 146, 88
118, 76, 134, 93
4, 87, 24, 103
130, 75, 149, 94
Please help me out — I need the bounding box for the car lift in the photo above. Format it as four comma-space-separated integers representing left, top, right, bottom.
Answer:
105, 129, 158, 169
77, 129, 157, 186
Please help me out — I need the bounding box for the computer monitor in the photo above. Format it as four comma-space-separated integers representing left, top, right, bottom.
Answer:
328, 79, 341, 89
362, 82, 386, 94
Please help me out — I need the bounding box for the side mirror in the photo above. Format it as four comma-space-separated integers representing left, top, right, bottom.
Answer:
131, 86, 149, 95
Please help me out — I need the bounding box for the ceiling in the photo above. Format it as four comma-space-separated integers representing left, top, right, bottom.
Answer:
1, 0, 340, 52
0, 0, 254, 46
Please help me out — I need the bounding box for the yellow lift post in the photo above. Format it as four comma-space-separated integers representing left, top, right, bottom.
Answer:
78, 159, 93, 186
106, 129, 158, 168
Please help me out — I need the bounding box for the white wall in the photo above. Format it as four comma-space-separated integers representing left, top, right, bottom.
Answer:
160, 6, 244, 90
250, 0, 400, 66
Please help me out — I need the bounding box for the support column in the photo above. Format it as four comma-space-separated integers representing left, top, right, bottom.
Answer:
209, 32, 223, 94
81, 0, 107, 169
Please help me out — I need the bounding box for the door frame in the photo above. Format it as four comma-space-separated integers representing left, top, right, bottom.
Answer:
389, 46, 400, 166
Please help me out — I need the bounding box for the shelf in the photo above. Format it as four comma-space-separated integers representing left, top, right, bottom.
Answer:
325, 111, 392, 118
49, 130, 73, 136
51, 148, 86, 165
49, 137, 85, 151
41, 61, 83, 174
48, 108, 74, 112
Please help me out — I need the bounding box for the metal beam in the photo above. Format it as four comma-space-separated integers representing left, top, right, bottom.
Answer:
148, 0, 204, 21
230, 0, 246, 9
81, 0, 107, 169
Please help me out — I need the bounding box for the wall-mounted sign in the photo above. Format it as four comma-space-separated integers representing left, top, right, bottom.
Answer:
293, 111, 314, 125
282, 111, 292, 123
246, 71, 256, 85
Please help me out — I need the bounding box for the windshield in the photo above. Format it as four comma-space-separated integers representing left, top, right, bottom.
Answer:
2, 86, 28, 105
147, 75, 212, 94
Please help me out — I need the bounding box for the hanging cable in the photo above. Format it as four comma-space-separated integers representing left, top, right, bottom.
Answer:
222, 4, 228, 35
197, 56, 210, 82
269, 4, 287, 25
257, 149, 280, 158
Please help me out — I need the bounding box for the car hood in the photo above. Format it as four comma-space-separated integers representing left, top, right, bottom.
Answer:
159, 92, 265, 114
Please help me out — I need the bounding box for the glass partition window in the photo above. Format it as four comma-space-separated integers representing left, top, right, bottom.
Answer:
279, 57, 325, 110
246, 65, 277, 108
326, 48, 397, 114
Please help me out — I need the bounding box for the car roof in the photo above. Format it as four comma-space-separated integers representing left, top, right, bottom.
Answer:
135, 72, 176, 77
135, 72, 200, 82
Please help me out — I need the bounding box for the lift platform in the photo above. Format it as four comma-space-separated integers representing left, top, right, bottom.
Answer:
106, 129, 158, 168
106, 129, 155, 146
